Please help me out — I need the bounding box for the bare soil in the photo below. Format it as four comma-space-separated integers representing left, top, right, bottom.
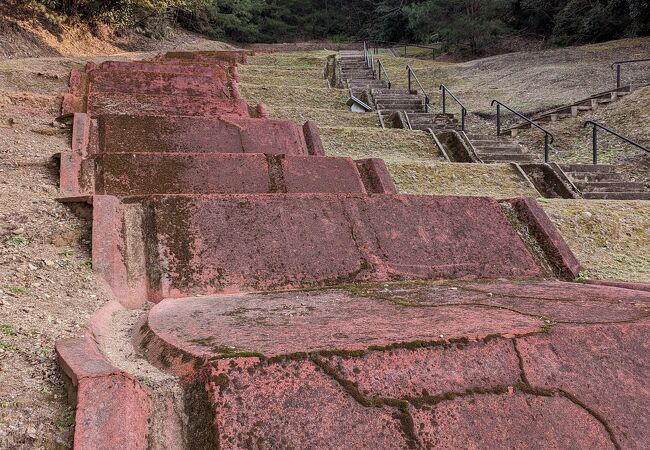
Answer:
0, 27, 232, 449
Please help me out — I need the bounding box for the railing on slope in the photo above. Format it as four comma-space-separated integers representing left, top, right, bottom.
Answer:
439, 85, 467, 131
583, 121, 650, 165
377, 60, 392, 89
491, 100, 555, 163
407, 65, 430, 112
611, 58, 650, 88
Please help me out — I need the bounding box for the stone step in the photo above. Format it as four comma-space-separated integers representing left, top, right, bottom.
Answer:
574, 181, 646, 193
473, 146, 526, 154
478, 153, 537, 162
89, 154, 372, 197
89, 70, 230, 97
87, 93, 250, 117
94, 194, 544, 303
410, 124, 458, 131
582, 191, 650, 200
376, 102, 425, 109
561, 164, 616, 173
564, 172, 623, 182
87, 114, 312, 155
372, 89, 412, 95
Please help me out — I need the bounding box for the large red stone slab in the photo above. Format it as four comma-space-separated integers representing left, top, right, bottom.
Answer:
96, 61, 229, 80
93, 194, 543, 303
78, 154, 366, 197
207, 359, 409, 449
86, 93, 250, 118
95, 153, 271, 196
141, 290, 542, 367
324, 338, 521, 399
281, 156, 366, 194
518, 322, 650, 449
411, 392, 614, 448
88, 70, 230, 97
91, 114, 310, 155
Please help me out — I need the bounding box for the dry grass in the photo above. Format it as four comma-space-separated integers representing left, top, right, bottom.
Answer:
267, 107, 379, 128
389, 162, 539, 198
321, 127, 442, 163
240, 84, 349, 110
246, 51, 335, 69
376, 37, 650, 115
541, 199, 650, 282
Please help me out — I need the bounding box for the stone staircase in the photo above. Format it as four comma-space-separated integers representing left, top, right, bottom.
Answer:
338, 51, 387, 98
372, 88, 459, 130
559, 164, 650, 200
464, 134, 537, 163
506, 87, 632, 135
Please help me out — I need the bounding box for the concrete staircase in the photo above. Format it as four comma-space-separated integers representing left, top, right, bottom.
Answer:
506, 87, 632, 135
338, 51, 388, 98
464, 133, 537, 163
559, 164, 650, 200
372, 88, 459, 130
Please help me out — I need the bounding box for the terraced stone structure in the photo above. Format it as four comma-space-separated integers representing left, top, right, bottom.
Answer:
56, 50, 650, 449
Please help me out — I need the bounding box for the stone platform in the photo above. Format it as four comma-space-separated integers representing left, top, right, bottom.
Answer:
134, 279, 650, 449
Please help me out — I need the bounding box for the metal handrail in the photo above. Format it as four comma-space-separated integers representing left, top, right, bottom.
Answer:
491, 100, 555, 163
377, 60, 392, 89
439, 85, 467, 131
406, 65, 429, 112
610, 58, 650, 88
583, 120, 650, 165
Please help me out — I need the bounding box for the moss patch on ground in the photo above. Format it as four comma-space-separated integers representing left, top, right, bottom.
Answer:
267, 107, 379, 128
541, 199, 650, 282
389, 161, 539, 197
320, 127, 442, 163
240, 84, 348, 110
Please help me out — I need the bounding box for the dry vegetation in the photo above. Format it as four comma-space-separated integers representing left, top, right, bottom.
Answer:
390, 162, 539, 198
541, 199, 650, 282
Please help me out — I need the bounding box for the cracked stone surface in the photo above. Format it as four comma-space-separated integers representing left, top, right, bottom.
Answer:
411, 392, 615, 449
139, 280, 650, 448
518, 321, 650, 449
324, 338, 520, 399
210, 359, 409, 449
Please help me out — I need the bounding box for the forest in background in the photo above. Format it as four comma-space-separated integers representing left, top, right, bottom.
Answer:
21, 0, 650, 53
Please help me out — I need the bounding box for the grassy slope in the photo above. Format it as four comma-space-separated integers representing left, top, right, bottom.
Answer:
241, 51, 539, 199
240, 50, 649, 282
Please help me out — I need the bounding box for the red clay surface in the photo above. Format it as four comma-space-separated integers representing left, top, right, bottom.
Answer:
93, 194, 544, 304
137, 280, 649, 448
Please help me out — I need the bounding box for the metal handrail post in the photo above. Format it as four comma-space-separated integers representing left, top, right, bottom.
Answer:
616, 64, 621, 89
442, 88, 447, 114
407, 67, 412, 93
496, 103, 501, 136
544, 134, 549, 163
592, 125, 598, 165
